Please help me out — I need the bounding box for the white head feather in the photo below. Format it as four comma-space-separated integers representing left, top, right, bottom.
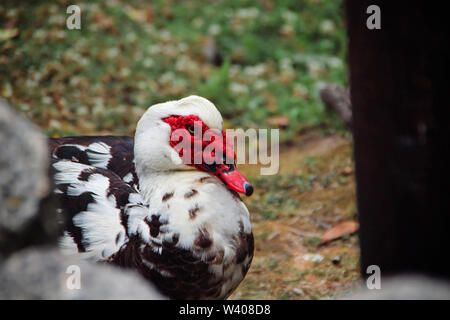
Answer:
134, 95, 223, 177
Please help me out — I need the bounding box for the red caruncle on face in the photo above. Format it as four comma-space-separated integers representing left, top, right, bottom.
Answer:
162, 115, 253, 196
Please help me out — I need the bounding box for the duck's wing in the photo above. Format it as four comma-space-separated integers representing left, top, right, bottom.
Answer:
52, 160, 149, 261
49, 136, 139, 190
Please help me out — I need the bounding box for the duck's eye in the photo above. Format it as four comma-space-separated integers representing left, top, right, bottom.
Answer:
186, 125, 195, 135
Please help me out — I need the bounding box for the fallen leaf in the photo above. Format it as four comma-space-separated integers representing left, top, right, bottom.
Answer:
263, 92, 278, 111
267, 231, 281, 241
303, 253, 324, 263
320, 221, 359, 244
340, 166, 353, 176
91, 12, 115, 31
266, 115, 289, 128
0, 28, 19, 41
125, 7, 154, 23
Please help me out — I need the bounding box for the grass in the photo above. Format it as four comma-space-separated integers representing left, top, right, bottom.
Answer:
0, 0, 347, 140
232, 132, 359, 299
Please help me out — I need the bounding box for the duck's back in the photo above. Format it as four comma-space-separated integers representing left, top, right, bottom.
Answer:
49, 136, 143, 260
49, 136, 138, 188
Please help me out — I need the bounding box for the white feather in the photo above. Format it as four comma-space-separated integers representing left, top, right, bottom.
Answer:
86, 142, 112, 169
53, 161, 126, 261
123, 172, 133, 183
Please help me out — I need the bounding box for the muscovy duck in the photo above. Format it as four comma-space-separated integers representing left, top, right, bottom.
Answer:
49, 96, 254, 299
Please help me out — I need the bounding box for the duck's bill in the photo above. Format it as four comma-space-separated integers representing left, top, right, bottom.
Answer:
212, 163, 253, 196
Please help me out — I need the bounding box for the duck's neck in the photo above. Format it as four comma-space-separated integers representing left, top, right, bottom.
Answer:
136, 168, 210, 204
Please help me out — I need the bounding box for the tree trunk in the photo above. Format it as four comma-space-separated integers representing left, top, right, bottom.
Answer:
347, 0, 450, 280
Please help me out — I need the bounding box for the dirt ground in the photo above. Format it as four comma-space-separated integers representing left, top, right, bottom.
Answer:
231, 130, 360, 300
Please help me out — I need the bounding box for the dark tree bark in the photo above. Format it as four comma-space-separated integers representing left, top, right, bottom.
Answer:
347, 1, 450, 280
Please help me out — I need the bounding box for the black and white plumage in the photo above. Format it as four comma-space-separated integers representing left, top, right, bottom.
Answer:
50, 96, 254, 300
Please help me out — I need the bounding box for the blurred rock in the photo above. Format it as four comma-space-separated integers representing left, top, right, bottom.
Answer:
0, 247, 166, 299
342, 274, 450, 300
202, 36, 223, 66
320, 84, 352, 130
0, 98, 59, 256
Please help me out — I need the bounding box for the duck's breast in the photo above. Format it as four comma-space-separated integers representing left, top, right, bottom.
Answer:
138, 171, 254, 299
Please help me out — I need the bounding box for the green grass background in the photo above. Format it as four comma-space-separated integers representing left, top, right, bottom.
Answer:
0, 0, 347, 141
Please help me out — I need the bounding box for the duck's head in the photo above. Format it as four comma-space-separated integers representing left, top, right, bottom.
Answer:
134, 95, 253, 196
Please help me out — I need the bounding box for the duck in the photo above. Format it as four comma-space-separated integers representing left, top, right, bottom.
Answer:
49, 95, 254, 300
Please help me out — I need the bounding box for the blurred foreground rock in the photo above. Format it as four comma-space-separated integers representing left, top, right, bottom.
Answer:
0, 247, 164, 299
0, 98, 58, 256
342, 274, 450, 300
0, 99, 165, 299
320, 84, 352, 130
